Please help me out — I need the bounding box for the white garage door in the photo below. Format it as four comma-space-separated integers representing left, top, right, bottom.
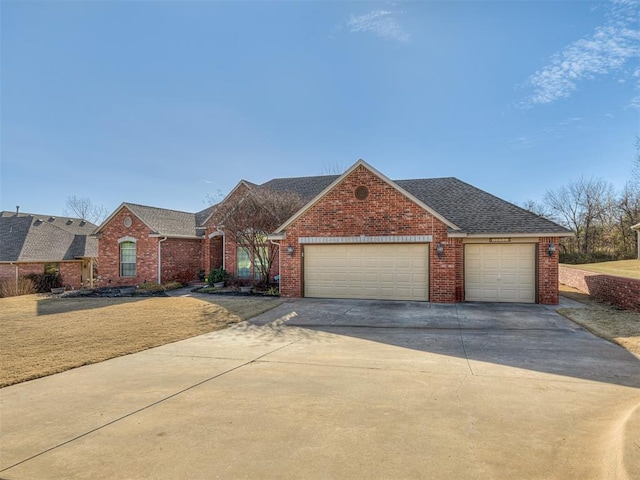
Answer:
465, 244, 536, 303
304, 244, 429, 301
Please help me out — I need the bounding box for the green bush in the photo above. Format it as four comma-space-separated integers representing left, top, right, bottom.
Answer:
207, 268, 229, 286
0, 277, 36, 297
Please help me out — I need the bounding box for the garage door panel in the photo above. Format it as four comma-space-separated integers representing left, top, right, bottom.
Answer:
305, 244, 428, 301
465, 244, 535, 303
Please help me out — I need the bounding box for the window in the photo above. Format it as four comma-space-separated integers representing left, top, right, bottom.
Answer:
237, 246, 266, 280
120, 241, 136, 277
237, 247, 252, 279
44, 263, 59, 275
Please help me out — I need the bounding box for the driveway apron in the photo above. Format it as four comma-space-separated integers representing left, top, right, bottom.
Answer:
1, 299, 639, 479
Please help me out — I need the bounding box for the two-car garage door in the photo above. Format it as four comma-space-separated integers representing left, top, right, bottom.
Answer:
304, 244, 429, 301
465, 244, 536, 303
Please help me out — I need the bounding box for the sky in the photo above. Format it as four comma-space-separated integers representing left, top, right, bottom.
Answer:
1, 0, 639, 219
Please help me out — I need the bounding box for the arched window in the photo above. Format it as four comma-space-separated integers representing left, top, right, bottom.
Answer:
120, 241, 136, 277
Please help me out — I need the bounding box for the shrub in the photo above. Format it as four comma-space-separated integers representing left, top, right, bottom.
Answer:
137, 282, 166, 293
0, 277, 36, 298
207, 268, 230, 286
162, 281, 183, 291
23, 273, 62, 293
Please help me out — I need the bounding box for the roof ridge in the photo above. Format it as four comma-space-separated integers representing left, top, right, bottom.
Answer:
124, 202, 197, 216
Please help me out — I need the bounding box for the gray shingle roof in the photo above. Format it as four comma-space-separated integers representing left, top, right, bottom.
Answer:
0, 211, 98, 262
257, 174, 568, 235
124, 203, 204, 237
396, 178, 569, 235
261, 175, 339, 201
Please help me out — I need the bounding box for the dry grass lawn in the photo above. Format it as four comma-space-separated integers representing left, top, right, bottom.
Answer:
560, 259, 640, 279
0, 294, 283, 387
558, 284, 640, 356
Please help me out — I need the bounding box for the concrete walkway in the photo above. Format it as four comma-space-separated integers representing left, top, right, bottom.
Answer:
1, 299, 639, 479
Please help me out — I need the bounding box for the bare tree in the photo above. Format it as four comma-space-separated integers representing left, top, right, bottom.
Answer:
64, 195, 108, 224
544, 177, 614, 256
321, 161, 347, 175
521, 199, 552, 219
219, 188, 305, 285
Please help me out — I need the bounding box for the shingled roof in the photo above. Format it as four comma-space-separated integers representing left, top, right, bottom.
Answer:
259, 173, 569, 236
120, 203, 204, 237
0, 211, 98, 262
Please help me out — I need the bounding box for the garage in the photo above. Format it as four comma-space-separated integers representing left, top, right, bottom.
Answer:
465, 243, 536, 303
304, 244, 429, 301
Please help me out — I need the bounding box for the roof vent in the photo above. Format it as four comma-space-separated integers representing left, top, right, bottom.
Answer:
15, 206, 19, 215
48, 217, 56, 222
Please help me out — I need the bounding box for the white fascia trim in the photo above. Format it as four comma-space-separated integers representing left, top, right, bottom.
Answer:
208, 231, 224, 239
632, 222, 640, 230
274, 159, 460, 234
267, 233, 285, 241
450, 232, 575, 239
299, 235, 433, 244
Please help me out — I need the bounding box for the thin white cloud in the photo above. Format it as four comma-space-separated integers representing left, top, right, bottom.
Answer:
523, 0, 640, 107
347, 10, 409, 43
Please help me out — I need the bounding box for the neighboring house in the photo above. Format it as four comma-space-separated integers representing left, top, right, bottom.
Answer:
633, 222, 640, 259
96, 160, 572, 304
0, 209, 98, 289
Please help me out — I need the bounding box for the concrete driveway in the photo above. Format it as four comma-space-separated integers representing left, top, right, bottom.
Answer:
1, 298, 639, 479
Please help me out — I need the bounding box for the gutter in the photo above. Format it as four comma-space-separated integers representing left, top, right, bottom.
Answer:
158, 237, 168, 283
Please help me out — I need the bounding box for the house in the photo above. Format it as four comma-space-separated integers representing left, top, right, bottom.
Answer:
0, 209, 98, 289
95, 160, 571, 304
92, 202, 218, 286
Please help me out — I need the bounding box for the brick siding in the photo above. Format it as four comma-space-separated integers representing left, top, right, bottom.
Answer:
279, 164, 461, 302
0, 261, 83, 289
559, 266, 640, 312
538, 238, 560, 305
159, 238, 202, 283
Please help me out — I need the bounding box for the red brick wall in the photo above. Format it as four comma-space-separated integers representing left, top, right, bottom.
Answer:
59, 262, 82, 289
559, 266, 640, 312
538, 237, 559, 305
97, 207, 159, 286
0, 262, 83, 289
160, 238, 202, 283
279, 165, 455, 302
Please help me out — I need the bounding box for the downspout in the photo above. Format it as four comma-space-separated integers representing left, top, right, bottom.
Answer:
158, 237, 168, 283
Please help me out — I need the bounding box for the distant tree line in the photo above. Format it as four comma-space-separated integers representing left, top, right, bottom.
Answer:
524, 142, 640, 264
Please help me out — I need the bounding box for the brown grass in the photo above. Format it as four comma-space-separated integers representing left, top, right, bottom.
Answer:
558, 284, 640, 356
560, 259, 640, 279
0, 294, 283, 387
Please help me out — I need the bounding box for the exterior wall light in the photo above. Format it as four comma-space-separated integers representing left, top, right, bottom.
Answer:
548, 242, 556, 257
287, 245, 295, 256
436, 242, 444, 259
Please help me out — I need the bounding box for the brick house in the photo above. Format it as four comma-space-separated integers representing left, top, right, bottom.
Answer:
0, 209, 98, 289
95, 160, 571, 304
93, 203, 218, 286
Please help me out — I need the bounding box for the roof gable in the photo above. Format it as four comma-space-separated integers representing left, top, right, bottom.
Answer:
95, 203, 201, 238
274, 160, 459, 233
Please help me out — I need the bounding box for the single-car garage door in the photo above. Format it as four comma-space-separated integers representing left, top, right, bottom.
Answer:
465, 244, 536, 303
304, 244, 429, 301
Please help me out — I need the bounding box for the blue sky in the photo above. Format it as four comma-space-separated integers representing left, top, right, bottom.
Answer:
1, 0, 639, 218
